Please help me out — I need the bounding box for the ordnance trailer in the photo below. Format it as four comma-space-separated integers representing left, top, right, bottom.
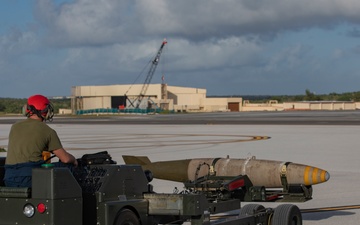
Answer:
0, 153, 302, 225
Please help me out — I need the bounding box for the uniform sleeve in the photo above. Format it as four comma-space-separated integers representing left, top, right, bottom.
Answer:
48, 129, 63, 151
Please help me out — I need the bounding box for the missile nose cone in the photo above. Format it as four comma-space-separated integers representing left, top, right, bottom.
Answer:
303, 166, 330, 185
324, 171, 330, 182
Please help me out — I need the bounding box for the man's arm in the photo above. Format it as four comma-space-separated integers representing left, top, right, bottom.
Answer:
52, 148, 78, 166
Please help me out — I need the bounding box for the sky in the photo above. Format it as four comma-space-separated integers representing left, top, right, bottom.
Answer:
1, 0, 360, 98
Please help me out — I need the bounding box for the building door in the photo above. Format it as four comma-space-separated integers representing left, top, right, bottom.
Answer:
111, 96, 127, 109
228, 102, 240, 111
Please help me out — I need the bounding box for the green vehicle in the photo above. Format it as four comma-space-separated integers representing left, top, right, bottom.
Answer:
0, 152, 302, 225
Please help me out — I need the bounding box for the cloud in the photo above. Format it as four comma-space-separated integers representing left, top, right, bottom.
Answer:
34, 0, 136, 47
33, 0, 360, 47
347, 27, 360, 37
264, 44, 313, 72
0, 29, 39, 58
2, 0, 360, 98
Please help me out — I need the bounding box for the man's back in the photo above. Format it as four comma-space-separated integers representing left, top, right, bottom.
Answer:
4, 94, 78, 187
5, 118, 62, 165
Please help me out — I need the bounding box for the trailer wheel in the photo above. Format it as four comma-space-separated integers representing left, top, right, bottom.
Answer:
272, 204, 302, 225
239, 204, 265, 216
114, 209, 140, 225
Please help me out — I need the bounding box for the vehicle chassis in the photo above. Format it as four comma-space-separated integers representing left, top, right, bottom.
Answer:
0, 155, 302, 225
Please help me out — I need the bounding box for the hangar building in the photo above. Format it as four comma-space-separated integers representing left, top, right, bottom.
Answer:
71, 84, 242, 114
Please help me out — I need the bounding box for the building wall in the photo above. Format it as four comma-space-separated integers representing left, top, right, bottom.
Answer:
356, 102, 360, 109
71, 84, 162, 98
203, 98, 242, 112
311, 102, 355, 110
71, 85, 360, 113
167, 86, 206, 111
172, 93, 205, 111
242, 100, 283, 111
72, 84, 163, 111
283, 102, 311, 110
59, 108, 72, 115
71, 84, 238, 113
284, 102, 356, 110
203, 98, 227, 112
241, 101, 358, 111
82, 96, 111, 109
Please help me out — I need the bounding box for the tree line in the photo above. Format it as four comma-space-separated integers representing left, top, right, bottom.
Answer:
270, 90, 360, 102
0, 98, 71, 115
211, 89, 360, 103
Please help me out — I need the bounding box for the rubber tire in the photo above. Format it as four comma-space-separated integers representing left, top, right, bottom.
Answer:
114, 209, 140, 225
272, 204, 302, 225
239, 204, 265, 216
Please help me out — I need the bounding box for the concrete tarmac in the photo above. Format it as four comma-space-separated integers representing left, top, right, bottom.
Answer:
0, 112, 359, 224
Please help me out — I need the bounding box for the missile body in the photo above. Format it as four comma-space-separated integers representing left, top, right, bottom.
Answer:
122, 155, 330, 188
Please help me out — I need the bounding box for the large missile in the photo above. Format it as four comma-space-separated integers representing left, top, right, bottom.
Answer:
122, 155, 330, 188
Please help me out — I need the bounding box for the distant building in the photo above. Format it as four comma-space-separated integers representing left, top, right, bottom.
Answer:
283, 101, 356, 111
241, 100, 357, 111
70, 84, 359, 114
59, 108, 72, 115
71, 84, 242, 114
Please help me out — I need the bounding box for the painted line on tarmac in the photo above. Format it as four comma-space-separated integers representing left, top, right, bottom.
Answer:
61, 134, 271, 150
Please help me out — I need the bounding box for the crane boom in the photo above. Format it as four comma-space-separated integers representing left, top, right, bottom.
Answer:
135, 39, 167, 108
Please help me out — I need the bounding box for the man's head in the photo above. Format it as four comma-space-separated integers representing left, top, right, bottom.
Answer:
26, 95, 54, 121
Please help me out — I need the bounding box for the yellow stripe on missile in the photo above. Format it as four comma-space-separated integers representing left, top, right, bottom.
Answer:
304, 166, 330, 185
304, 166, 311, 185
312, 167, 319, 184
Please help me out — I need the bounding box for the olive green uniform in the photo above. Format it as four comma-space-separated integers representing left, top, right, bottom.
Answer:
5, 118, 63, 165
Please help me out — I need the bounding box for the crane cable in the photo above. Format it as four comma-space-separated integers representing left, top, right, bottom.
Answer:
124, 60, 152, 96
125, 39, 167, 97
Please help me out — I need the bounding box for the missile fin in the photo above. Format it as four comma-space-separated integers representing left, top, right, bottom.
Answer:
123, 155, 151, 165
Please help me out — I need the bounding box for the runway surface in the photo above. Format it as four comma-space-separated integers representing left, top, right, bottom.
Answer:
1, 110, 360, 125
0, 111, 359, 224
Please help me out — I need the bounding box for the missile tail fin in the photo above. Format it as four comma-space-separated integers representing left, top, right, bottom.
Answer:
123, 155, 151, 165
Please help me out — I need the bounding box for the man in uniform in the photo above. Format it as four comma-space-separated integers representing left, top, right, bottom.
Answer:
3, 94, 78, 187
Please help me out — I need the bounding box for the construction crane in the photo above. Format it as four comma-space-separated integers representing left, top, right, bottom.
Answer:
128, 39, 167, 109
